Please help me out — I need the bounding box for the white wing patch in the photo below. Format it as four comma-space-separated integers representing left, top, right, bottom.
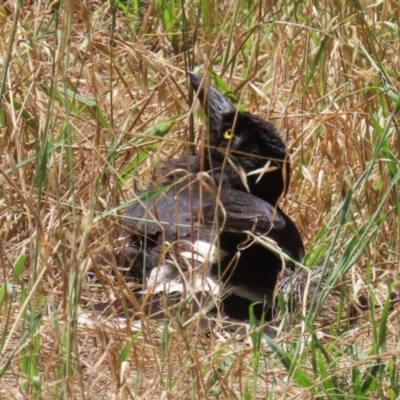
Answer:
180, 240, 229, 264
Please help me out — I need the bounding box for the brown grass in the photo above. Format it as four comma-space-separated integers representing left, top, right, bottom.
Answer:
1, 0, 400, 398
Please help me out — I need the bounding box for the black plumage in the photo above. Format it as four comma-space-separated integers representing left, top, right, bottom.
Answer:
187, 72, 291, 206
116, 73, 304, 324
160, 73, 291, 207
122, 174, 302, 305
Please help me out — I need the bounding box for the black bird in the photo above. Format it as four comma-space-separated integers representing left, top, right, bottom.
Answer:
187, 72, 290, 207
160, 73, 290, 207
121, 174, 303, 321
116, 73, 304, 324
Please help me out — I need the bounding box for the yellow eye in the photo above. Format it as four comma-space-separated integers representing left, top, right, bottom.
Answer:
223, 129, 234, 140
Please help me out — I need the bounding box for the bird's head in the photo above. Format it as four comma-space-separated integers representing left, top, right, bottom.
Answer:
189, 72, 291, 205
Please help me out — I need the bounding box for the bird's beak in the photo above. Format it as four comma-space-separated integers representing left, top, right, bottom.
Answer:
188, 72, 236, 126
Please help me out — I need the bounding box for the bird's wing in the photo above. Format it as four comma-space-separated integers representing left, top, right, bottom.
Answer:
122, 180, 191, 238
201, 188, 286, 232
123, 177, 286, 241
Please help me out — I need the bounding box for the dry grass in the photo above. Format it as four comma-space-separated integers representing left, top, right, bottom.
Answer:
1, 0, 400, 398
